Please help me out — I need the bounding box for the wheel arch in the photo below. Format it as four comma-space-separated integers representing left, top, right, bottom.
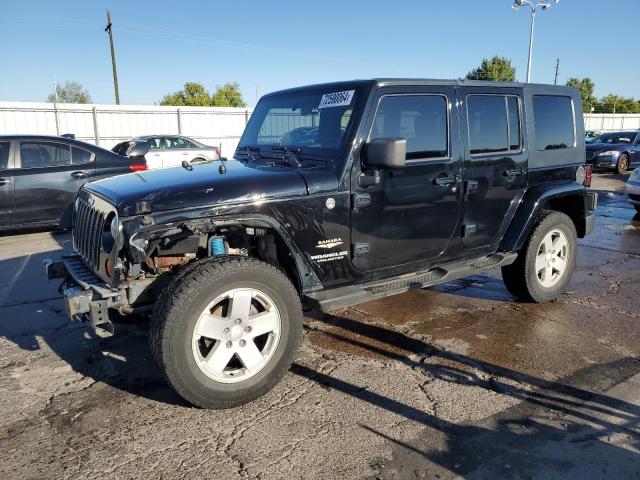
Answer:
500, 183, 589, 252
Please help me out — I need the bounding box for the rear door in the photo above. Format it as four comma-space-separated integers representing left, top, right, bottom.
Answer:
0, 141, 14, 226
460, 88, 528, 251
162, 136, 192, 166
145, 137, 164, 169
350, 85, 463, 273
14, 140, 95, 225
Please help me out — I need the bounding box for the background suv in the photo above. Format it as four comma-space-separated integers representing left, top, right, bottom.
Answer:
112, 135, 220, 169
585, 131, 640, 173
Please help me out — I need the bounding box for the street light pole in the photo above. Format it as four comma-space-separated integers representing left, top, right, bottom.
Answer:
512, 0, 559, 83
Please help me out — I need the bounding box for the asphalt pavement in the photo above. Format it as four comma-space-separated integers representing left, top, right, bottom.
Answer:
0, 173, 638, 479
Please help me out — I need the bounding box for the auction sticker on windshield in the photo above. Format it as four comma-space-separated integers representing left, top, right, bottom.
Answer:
318, 90, 355, 109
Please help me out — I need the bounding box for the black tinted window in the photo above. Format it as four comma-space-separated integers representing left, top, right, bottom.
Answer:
0, 142, 9, 169
371, 95, 448, 160
146, 138, 162, 150
72, 147, 93, 164
533, 95, 575, 150
467, 96, 508, 155
507, 97, 521, 150
20, 142, 71, 168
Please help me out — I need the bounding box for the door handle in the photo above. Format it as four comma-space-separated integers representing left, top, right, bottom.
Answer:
182, 152, 189, 155
0, 178, 10, 186
504, 167, 526, 177
433, 175, 461, 187
70, 171, 88, 179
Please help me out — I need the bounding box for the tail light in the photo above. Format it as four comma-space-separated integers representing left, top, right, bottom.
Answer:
585, 165, 592, 187
215, 147, 221, 158
129, 161, 148, 172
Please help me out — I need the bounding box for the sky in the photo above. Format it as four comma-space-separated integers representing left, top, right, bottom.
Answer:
0, 0, 638, 106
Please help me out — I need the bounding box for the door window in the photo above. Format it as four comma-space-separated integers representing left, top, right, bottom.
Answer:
532, 95, 575, 150
165, 137, 189, 149
371, 94, 448, 160
0, 142, 9, 168
467, 95, 522, 155
20, 142, 71, 168
71, 147, 93, 164
146, 138, 162, 150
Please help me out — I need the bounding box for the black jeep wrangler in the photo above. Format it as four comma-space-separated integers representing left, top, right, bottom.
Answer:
46, 79, 597, 409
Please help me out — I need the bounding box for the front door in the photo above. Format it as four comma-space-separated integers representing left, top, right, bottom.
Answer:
350, 86, 463, 274
0, 141, 14, 227
460, 88, 529, 251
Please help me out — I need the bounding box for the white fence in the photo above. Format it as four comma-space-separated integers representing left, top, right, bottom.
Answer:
0, 101, 253, 157
0, 103, 637, 155
583, 113, 640, 132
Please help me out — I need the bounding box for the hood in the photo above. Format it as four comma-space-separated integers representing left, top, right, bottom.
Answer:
85, 159, 309, 215
585, 143, 627, 152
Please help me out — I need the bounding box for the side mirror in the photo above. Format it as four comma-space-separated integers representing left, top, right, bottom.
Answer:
364, 138, 406, 169
127, 141, 150, 158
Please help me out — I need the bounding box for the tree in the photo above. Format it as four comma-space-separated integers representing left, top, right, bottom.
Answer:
47, 81, 91, 104
159, 82, 246, 107
211, 82, 246, 107
466, 56, 516, 82
596, 95, 640, 114
566, 77, 596, 112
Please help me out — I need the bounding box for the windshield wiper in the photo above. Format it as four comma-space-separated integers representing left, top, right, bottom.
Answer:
270, 146, 302, 168
237, 145, 261, 162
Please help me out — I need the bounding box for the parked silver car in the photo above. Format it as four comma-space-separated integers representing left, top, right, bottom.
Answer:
626, 167, 640, 213
112, 135, 220, 169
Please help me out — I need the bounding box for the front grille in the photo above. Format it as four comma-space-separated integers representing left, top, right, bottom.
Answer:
73, 196, 104, 270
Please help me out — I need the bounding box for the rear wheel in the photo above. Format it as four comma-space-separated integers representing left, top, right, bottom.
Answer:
502, 211, 577, 303
616, 154, 629, 174
151, 257, 303, 409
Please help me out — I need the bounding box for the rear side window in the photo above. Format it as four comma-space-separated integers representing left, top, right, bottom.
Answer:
72, 147, 93, 164
146, 138, 162, 150
533, 95, 575, 150
371, 94, 448, 160
467, 95, 521, 155
20, 142, 71, 168
0, 142, 9, 169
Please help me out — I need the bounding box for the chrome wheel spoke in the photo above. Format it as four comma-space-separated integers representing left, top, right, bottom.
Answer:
246, 310, 279, 338
229, 289, 252, 322
237, 341, 264, 373
535, 253, 547, 273
205, 341, 235, 374
535, 228, 570, 289
195, 313, 228, 340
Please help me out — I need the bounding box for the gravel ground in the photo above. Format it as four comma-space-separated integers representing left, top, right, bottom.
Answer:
0, 173, 638, 479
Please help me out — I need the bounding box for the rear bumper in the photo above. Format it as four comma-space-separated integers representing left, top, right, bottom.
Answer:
627, 180, 640, 205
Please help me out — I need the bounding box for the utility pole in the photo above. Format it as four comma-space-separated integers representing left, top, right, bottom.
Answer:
105, 10, 120, 104
554, 58, 559, 85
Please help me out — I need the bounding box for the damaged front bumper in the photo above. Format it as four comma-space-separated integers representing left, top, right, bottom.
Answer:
44, 255, 156, 338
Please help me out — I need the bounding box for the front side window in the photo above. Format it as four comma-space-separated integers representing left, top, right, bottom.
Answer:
239, 87, 362, 153
370, 94, 448, 160
0, 142, 9, 169
146, 138, 162, 150
165, 137, 189, 149
20, 142, 71, 168
533, 95, 575, 150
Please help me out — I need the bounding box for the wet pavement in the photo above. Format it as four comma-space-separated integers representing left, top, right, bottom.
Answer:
0, 173, 638, 479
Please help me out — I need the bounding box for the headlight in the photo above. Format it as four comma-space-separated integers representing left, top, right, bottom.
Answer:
102, 212, 121, 253
597, 150, 620, 157
110, 216, 121, 241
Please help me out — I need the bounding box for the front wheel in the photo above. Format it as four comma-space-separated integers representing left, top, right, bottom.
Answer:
616, 154, 629, 174
502, 211, 577, 303
151, 257, 303, 409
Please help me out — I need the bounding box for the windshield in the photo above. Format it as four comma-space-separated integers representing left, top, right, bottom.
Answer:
238, 86, 363, 156
591, 132, 635, 144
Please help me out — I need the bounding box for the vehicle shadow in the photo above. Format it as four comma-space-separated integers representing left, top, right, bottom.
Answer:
293, 312, 640, 477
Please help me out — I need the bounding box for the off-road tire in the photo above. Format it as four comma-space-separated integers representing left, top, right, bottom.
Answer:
616, 154, 629, 174
150, 257, 303, 409
502, 211, 577, 303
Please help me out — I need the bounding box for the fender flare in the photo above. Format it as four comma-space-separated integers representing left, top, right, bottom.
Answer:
500, 182, 588, 252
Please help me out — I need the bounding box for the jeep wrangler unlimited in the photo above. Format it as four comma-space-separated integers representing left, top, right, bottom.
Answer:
45, 79, 596, 409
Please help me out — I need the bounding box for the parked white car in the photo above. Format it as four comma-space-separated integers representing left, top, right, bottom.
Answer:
626, 167, 640, 214
112, 135, 220, 169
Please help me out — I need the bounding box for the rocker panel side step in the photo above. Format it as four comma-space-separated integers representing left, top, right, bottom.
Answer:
304, 252, 517, 313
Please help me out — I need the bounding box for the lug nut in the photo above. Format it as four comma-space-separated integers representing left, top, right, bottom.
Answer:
244, 326, 252, 333
239, 340, 246, 347
226, 340, 232, 348
224, 327, 230, 334
235, 319, 242, 325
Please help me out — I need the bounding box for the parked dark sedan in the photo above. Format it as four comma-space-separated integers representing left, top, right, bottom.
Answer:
585, 131, 640, 173
0, 135, 147, 231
